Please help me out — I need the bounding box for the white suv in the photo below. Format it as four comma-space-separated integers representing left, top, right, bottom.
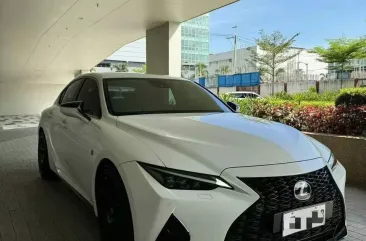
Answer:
227, 91, 262, 99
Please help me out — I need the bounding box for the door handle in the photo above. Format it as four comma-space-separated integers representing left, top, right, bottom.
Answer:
62, 119, 67, 125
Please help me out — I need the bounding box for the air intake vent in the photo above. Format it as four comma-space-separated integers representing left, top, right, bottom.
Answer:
156, 215, 190, 241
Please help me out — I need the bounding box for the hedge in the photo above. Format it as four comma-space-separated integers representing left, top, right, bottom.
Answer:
220, 95, 366, 136
272, 88, 339, 102
245, 101, 366, 136
335, 88, 366, 106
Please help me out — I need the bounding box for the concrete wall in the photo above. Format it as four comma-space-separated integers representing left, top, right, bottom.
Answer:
258, 79, 355, 96
319, 79, 354, 93
207, 87, 235, 95
260, 83, 285, 97
306, 132, 366, 188
0, 83, 65, 115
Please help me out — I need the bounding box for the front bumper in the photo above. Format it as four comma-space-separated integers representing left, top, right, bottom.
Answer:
118, 160, 346, 241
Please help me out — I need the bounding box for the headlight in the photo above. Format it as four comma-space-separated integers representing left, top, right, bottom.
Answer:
328, 153, 338, 170
138, 162, 232, 190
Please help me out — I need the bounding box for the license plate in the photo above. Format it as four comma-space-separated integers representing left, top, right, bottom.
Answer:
283, 203, 326, 237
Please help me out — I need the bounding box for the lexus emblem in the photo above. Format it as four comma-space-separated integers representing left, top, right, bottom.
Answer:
294, 181, 312, 201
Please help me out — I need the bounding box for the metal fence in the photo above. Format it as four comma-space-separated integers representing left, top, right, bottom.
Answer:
207, 79, 357, 96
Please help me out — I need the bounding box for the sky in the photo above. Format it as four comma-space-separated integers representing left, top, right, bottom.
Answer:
210, 0, 366, 54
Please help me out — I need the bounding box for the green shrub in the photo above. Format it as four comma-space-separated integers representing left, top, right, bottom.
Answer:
219, 93, 232, 102
308, 86, 317, 93
272, 91, 293, 100
338, 87, 366, 96
318, 91, 340, 101
292, 91, 320, 101
272, 88, 339, 102
335, 88, 366, 106
236, 98, 333, 116
238, 100, 366, 136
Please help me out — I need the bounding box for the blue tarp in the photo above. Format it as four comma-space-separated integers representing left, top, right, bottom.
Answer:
198, 77, 205, 86
200, 72, 260, 87
218, 76, 226, 87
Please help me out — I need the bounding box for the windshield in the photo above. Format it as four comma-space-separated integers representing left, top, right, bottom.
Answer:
229, 93, 246, 98
104, 78, 231, 115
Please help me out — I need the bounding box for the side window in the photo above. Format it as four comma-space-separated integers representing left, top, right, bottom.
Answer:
76, 78, 101, 118
168, 89, 176, 105
60, 79, 83, 104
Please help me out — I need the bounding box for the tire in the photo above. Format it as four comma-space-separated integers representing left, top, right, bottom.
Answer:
96, 164, 134, 241
38, 131, 58, 180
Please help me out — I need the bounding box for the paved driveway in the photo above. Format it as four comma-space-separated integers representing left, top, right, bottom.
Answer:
0, 128, 365, 241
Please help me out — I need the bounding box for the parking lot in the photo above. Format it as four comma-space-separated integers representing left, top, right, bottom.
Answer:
0, 127, 365, 241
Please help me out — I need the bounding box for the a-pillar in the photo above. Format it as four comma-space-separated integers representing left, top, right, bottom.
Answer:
146, 22, 181, 77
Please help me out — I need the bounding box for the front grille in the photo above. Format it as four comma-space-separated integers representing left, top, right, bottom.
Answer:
225, 167, 345, 241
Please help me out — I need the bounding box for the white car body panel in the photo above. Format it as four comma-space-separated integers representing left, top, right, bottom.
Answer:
38, 73, 347, 241
116, 113, 321, 174
119, 161, 259, 241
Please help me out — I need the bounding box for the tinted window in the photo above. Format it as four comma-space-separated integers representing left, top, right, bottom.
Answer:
76, 79, 101, 117
105, 78, 231, 115
230, 93, 241, 98
60, 79, 83, 104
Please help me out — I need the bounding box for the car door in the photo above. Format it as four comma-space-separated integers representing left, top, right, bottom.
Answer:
48, 78, 84, 178
61, 78, 102, 202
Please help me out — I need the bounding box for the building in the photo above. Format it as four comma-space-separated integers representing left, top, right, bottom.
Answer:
328, 59, 366, 80
97, 14, 210, 77
208, 46, 328, 82
96, 38, 146, 72
181, 14, 210, 78
208, 47, 257, 76
275, 47, 328, 82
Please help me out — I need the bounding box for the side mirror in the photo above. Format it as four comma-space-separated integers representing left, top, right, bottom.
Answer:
227, 101, 240, 112
60, 101, 91, 122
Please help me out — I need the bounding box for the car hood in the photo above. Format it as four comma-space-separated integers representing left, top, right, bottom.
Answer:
116, 113, 322, 175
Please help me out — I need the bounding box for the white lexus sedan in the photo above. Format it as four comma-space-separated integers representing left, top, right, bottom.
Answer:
38, 73, 347, 241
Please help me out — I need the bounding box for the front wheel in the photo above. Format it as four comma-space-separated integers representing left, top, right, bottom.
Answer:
38, 131, 58, 180
96, 164, 134, 241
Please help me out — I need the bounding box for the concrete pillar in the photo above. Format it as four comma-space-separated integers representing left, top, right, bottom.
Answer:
146, 22, 181, 77
74, 70, 90, 78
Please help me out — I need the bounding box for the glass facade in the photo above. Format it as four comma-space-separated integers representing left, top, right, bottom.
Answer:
181, 14, 210, 66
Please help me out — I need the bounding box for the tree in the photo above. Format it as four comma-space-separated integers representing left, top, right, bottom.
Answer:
311, 37, 366, 88
275, 67, 286, 77
319, 73, 326, 81
112, 62, 129, 72
219, 65, 230, 75
132, 64, 146, 74
195, 63, 208, 77
248, 30, 301, 94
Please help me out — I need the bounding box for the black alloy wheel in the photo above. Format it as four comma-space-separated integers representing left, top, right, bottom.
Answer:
38, 131, 58, 180
97, 164, 134, 241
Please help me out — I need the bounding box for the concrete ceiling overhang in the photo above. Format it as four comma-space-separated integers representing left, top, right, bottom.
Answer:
0, 0, 237, 84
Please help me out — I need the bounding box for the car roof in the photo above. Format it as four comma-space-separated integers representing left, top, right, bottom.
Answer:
228, 91, 258, 94
78, 72, 188, 82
